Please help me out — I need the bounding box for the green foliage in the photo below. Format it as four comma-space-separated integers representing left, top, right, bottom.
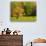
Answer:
24, 2, 36, 16
11, 2, 36, 22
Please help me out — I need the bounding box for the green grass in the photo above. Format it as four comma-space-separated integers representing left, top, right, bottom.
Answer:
10, 16, 36, 22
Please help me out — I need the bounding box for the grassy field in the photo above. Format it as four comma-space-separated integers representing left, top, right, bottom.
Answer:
10, 16, 36, 22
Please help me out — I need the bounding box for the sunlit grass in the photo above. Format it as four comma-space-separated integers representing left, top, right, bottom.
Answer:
10, 16, 36, 22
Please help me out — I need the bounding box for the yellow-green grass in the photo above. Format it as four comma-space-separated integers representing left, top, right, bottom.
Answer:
10, 16, 36, 22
